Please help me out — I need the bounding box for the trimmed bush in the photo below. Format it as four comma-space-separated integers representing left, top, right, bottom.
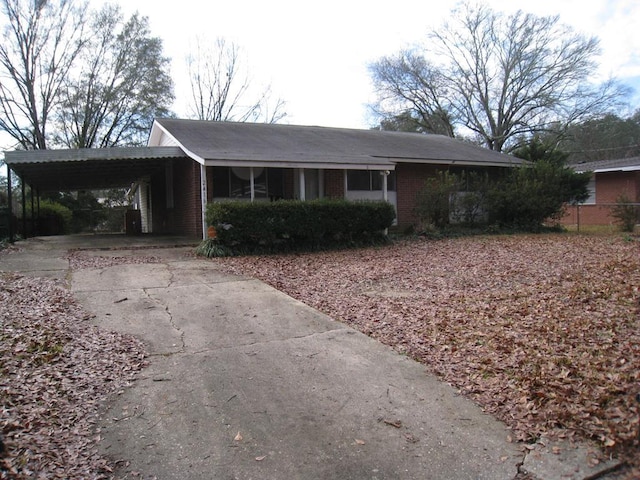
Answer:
204, 199, 396, 255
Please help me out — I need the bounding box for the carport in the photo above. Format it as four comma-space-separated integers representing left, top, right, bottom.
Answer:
3, 147, 188, 241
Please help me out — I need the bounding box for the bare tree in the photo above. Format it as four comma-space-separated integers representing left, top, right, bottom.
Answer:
56, 4, 174, 148
369, 2, 628, 152
0, 0, 88, 150
369, 51, 455, 136
187, 37, 286, 123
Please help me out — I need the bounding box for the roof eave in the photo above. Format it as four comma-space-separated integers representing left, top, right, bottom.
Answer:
4, 146, 186, 165
203, 158, 395, 170
587, 166, 640, 173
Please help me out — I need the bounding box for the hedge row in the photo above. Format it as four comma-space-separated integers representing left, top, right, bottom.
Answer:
204, 199, 396, 255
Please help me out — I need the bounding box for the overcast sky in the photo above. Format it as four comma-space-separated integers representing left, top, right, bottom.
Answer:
111, 0, 640, 129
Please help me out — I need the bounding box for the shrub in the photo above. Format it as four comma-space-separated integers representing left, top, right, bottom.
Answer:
485, 160, 591, 230
414, 171, 459, 229
611, 195, 638, 232
414, 170, 491, 231
204, 199, 396, 255
38, 200, 72, 235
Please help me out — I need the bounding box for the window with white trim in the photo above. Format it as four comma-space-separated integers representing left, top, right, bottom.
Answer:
582, 175, 596, 205
346, 170, 396, 191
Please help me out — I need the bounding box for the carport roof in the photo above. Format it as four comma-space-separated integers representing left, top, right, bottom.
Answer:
4, 147, 187, 191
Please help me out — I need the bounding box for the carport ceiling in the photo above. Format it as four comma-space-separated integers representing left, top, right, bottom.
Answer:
4, 147, 188, 192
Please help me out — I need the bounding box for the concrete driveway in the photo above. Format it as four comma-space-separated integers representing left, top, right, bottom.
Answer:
3, 235, 618, 480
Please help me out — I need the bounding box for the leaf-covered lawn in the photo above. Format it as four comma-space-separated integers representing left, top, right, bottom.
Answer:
0, 274, 146, 479
214, 234, 640, 468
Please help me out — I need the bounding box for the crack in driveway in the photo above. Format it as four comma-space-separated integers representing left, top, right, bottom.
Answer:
142, 286, 186, 354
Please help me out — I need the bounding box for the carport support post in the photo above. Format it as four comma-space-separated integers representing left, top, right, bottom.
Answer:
30, 186, 35, 237
200, 163, 208, 240
21, 177, 26, 239
37, 190, 40, 235
7, 167, 13, 243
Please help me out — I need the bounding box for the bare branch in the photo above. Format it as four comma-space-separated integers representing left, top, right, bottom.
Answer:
368, 2, 628, 152
186, 36, 287, 124
55, 5, 174, 148
0, 0, 89, 149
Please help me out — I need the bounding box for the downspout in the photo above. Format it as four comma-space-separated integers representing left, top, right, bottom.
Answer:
200, 164, 208, 240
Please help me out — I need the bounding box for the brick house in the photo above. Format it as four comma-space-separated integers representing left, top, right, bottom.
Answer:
5, 119, 519, 239
561, 157, 640, 227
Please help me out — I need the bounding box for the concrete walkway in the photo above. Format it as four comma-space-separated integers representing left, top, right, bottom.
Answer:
1, 235, 621, 480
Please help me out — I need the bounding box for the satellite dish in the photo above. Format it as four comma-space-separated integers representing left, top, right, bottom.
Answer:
232, 167, 264, 181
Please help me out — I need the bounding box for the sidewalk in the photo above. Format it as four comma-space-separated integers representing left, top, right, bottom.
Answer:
1, 235, 622, 479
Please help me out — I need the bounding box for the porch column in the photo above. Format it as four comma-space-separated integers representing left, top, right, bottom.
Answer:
318, 170, 325, 198
299, 169, 306, 201
382, 171, 389, 202
200, 163, 208, 240
343, 170, 348, 196
250, 167, 255, 202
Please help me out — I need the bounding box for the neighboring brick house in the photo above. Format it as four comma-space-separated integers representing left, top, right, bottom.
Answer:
5, 119, 520, 239
561, 157, 640, 227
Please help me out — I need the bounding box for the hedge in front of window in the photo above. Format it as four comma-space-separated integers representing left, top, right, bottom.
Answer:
205, 199, 396, 254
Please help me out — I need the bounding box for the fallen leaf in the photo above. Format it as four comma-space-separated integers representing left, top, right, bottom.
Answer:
354, 439, 366, 445
382, 419, 402, 428
215, 235, 640, 470
404, 433, 419, 443
234, 432, 243, 442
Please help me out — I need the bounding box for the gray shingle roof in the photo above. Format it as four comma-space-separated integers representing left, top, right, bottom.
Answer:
572, 157, 640, 173
153, 119, 520, 168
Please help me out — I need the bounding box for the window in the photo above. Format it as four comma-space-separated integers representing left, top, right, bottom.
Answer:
347, 170, 396, 191
211, 167, 284, 200
582, 176, 596, 205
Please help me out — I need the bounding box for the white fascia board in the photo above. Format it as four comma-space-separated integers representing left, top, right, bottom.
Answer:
202, 159, 395, 170
591, 166, 640, 173
147, 121, 205, 165
392, 158, 520, 168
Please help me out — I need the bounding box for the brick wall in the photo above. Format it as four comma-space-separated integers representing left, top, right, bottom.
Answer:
170, 158, 202, 237
395, 163, 439, 227
151, 169, 168, 233
324, 170, 344, 198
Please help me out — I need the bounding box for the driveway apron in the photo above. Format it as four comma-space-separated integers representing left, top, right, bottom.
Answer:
67, 246, 523, 480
